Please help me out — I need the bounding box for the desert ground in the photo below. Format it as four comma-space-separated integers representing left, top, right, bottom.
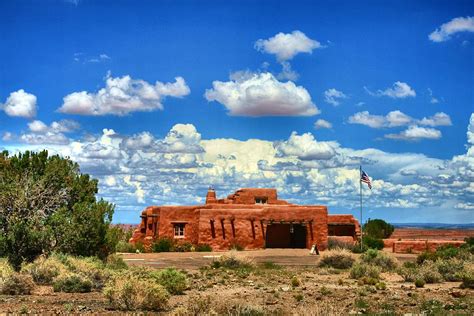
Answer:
0, 248, 472, 315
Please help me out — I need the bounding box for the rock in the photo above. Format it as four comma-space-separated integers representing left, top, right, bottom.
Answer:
450, 290, 466, 298
280, 286, 290, 292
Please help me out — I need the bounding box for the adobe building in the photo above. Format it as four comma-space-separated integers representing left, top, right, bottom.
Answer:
129, 188, 361, 251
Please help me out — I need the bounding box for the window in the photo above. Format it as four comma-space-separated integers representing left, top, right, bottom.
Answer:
255, 197, 268, 204
173, 223, 185, 238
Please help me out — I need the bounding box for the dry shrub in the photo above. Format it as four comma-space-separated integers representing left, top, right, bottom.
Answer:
350, 262, 381, 280
105, 254, 128, 270
419, 261, 443, 284
53, 273, 92, 293
434, 258, 464, 281
212, 251, 255, 270
360, 249, 398, 271
318, 248, 355, 269
21, 256, 67, 285
104, 275, 169, 311
459, 265, 474, 289
1, 273, 35, 295
66, 256, 109, 289
0, 261, 13, 279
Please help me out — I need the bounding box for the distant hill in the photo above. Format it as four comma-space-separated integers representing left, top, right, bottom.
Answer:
391, 223, 474, 229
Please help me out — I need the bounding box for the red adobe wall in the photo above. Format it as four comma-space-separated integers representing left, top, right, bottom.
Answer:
327, 214, 361, 239
197, 205, 328, 251
392, 240, 465, 253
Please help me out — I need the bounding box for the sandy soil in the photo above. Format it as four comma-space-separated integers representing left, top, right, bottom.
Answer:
0, 249, 471, 315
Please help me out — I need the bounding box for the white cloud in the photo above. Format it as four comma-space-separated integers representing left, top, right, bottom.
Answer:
255, 30, 322, 61
348, 111, 385, 128
324, 88, 347, 106
385, 125, 442, 141
276, 132, 338, 160
4, 114, 473, 223
205, 72, 319, 117
429, 16, 474, 42
366, 81, 416, 99
277, 61, 299, 81
419, 112, 452, 127
314, 119, 332, 129
349, 110, 452, 130
428, 88, 439, 104
28, 120, 48, 133
2, 132, 13, 141
1, 89, 37, 118
386, 110, 413, 127
58, 74, 190, 116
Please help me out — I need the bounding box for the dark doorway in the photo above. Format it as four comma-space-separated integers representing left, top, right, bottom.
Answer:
265, 224, 307, 248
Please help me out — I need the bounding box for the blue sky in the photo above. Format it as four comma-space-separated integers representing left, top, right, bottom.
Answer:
1, 0, 473, 224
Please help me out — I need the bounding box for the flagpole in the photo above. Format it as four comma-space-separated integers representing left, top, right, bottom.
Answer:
360, 165, 363, 250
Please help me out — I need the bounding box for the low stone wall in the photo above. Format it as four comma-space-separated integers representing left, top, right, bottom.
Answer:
392, 240, 465, 254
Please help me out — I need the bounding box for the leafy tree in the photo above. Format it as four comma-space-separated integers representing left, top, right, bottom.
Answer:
363, 219, 394, 239
0, 150, 114, 269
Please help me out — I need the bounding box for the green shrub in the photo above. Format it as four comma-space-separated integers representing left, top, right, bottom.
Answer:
362, 236, 384, 250
115, 241, 136, 253
196, 244, 212, 252
350, 262, 381, 280
106, 254, 128, 270
0, 261, 14, 279
360, 249, 398, 271
173, 241, 193, 252
363, 219, 394, 239
212, 253, 254, 270
375, 281, 386, 290
103, 276, 169, 311
53, 273, 93, 293
351, 243, 369, 253
0, 273, 35, 295
66, 256, 109, 289
152, 268, 187, 295
415, 278, 425, 288
152, 238, 174, 252
318, 248, 355, 269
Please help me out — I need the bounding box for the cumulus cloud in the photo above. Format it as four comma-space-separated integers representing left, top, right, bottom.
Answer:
276, 132, 338, 160
5, 114, 473, 223
314, 119, 332, 129
2, 132, 13, 141
58, 74, 190, 116
18, 119, 81, 145
385, 125, 442, 141
429, 16, 474, 42
255, 30, 322, 61
349, 110, 451, 129
419, 112, 452, 127
204, 72, 319, 117
277, 61, 299, 81
348, 111, 386, 128
324, 88, 347, 106
366, 81, 416, 99
1, 89, 37, 118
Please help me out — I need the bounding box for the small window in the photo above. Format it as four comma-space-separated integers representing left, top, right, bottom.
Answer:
173, 223, 185, 238
255, 197, 268, 204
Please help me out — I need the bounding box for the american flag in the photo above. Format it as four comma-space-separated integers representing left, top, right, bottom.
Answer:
360, 171, 372, 189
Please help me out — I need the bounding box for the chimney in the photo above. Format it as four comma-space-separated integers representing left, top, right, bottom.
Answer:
206, 187, 217, 204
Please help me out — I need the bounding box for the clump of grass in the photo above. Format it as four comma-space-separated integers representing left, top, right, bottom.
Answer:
294, 293, 304, 302
415, 278, 425, 288
0, 273, 35, 295
196, 244, 212, 252
350, 262, 381, 280
211, 252, 254, 270
360, 249, 398, 271
53, 273, 93, 293
103, 276, 169, 311
105, 254, 128, 270
291, 276, 300, 287
320, 286, 332, 295
318, 248, 355, 269
260, 261, 281, 270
